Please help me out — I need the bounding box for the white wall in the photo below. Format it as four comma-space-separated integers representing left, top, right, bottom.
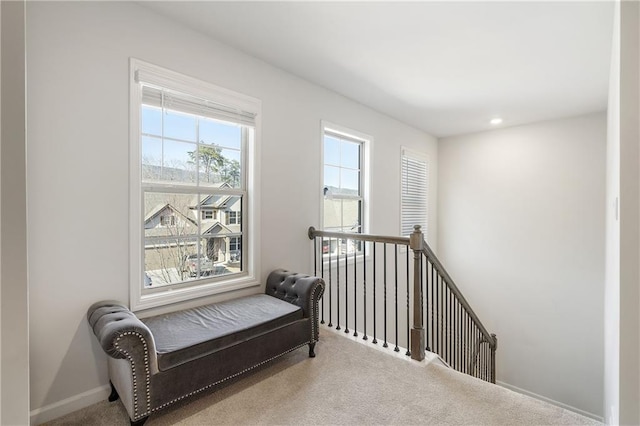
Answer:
438, 113, 606, 418
1, 1, 30, 424
25, 2, 437, 422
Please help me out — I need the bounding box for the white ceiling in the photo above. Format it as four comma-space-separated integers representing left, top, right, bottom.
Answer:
142, 1, 614, 137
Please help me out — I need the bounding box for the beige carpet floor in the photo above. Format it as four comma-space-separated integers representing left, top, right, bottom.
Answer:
44, 329, 601, 426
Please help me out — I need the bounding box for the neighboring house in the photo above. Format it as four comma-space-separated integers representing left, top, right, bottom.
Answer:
143, 182, 242, 278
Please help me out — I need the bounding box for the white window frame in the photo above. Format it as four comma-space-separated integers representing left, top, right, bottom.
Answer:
400, 147, 429, 239
130, 59, 261, 311
320, 121, 371, 260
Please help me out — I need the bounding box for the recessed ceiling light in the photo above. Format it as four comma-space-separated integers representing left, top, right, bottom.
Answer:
490, 118, 503, 125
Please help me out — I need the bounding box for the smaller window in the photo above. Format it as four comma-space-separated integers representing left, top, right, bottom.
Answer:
201, 210, 213, 220
160, 215, 176, 227
227, 211, 240, 225
230, 237, 241, 251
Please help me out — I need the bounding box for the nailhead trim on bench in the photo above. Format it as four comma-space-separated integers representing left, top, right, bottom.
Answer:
114, 331, 151, 420
310, 281, 324, 343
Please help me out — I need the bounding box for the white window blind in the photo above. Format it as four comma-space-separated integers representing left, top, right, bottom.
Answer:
401, 149, 428, 237
141, 85, 256, 126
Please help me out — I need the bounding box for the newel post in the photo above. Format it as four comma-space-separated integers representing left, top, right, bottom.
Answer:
410, 225, 425, 361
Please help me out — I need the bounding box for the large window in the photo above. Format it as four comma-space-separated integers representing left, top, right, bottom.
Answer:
322, 122, 369, 254
130, 59, 261, 310
401, 147, 428, 237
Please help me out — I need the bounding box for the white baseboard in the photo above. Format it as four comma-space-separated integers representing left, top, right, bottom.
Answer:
497, 380, 603, 423
30, 384, 110, 425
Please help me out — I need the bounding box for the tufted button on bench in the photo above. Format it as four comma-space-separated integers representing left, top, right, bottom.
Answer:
87, 269, 324, 426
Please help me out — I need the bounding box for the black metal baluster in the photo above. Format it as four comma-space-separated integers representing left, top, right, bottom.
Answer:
478, 327, 482, 380
468, 313, 472, 375
320, 237, 325, 325
336, 239, 341, 331
344, 240, 349, 334
478, 333, 484, 380
444, 284, 448, 365
435, 271, 439, 355
463, 311, 468, 374
452, 294, 456, 371
313, 236, 317, 277
328, 238, 333, 327
458, 300, 462, 372
445, 283, 450, 365
438, 271, 445, 359
353, 245, 358, 337
405, 247, 410, 357
383, 244, 388, 348
483, 341, 487, 382
440, 275, 444, 359
449, 288, 453, 369
431, 263, 437, 353
363, 242, 368, 341
372, 243, 377, 344
486, 341, 490, 382
454, 297, 462, 371
420, 253, 429, 350
425, 255, 430, 352
394, 244, 399, 352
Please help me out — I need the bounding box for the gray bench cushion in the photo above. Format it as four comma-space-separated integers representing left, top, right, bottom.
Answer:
142, 294, 303, 371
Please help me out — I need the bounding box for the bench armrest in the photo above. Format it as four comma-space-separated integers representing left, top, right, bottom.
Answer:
265, 269, 325, 341
87, 301, 159, 374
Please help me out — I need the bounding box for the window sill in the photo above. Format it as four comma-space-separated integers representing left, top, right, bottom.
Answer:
131, 273, 260, 312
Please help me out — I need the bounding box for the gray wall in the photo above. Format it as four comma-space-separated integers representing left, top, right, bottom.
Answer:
26, 2, 437, 422
438, 113, 606, 418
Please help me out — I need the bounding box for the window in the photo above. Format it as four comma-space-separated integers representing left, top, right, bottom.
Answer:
401, 148, 428, 237
227, 210, 240, 225
160, 215, 176, 226
230, 237, 241, 251
130, 59, 261, 310
321, 122, 369, 254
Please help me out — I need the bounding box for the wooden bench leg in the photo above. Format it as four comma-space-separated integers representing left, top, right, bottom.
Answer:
308, 342, 316, 358
108, 381, 119, 402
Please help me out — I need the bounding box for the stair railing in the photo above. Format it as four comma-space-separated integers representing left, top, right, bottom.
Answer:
308, 225, 497, 383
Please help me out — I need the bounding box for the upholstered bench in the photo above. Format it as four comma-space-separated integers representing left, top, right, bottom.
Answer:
87, 269, 324, 425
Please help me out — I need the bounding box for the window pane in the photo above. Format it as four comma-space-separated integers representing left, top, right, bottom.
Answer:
145, 237, 199, 286
218, 148, 242, 188
162, 140, 198, 184
200, 118, 241, 150
340, 169, 360, 195
342, 199, 362, 233
324, 136, 340, 166
144, 192, 197, 233
141, 136, 162, 181
164, 110, 196, 142
324, 165, 339, 191
323, 198, 342, 231
341, 141, 360, 169
191, 144, 223, 185
142, 106, 162, 136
